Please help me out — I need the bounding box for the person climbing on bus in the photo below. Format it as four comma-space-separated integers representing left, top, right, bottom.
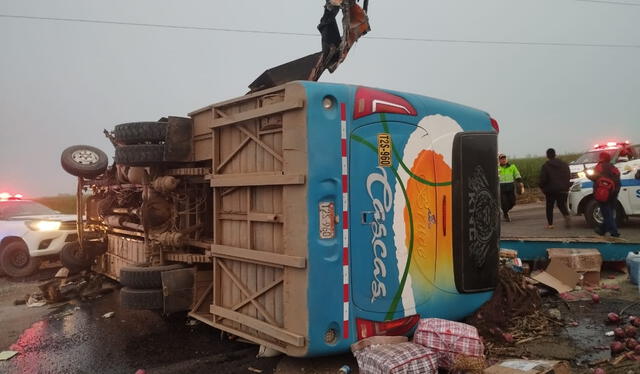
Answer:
498, 153, 524, 222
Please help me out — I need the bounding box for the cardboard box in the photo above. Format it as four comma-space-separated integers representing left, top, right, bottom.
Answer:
530, 259, 579, 294
546, 248, 602, 272
547, 248, 602, 286
484, 359, 571, 374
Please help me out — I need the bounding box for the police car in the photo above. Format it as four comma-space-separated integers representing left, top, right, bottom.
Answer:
569, 141, 639, 181
568, 160, 640, 228
0, 193, 77, 277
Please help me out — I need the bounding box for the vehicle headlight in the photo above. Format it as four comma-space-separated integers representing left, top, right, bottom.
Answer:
586, 169, 595, 176
25, 220, 61, 231
570, 183, 582, 192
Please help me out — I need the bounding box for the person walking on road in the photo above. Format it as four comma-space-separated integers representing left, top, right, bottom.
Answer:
588, 151, 621, 237
539, 148, 572, 229
498, 154, 524, 222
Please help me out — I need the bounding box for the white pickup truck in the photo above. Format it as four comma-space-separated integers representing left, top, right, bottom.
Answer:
568, 160, 640, 227
569, 142, 639, 181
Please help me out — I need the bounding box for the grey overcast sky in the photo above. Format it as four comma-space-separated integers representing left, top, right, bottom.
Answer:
1, 0, 639, 197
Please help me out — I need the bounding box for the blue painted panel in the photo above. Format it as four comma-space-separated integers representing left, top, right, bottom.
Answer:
501, 239, 640, 262
301, 81, 496, 357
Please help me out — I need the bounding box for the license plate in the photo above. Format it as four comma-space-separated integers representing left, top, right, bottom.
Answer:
377, 133, 392, 167
319, 202, 335, 239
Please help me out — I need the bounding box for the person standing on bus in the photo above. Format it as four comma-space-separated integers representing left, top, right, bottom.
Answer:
539, 148, 571, 229
498, 154, 523, 222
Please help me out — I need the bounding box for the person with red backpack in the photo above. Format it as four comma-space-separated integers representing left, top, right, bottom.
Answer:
587, 151, 621, 237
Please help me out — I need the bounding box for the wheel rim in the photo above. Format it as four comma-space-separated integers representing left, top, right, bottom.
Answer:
71, 149, 99, 165
11, 250, 29, 268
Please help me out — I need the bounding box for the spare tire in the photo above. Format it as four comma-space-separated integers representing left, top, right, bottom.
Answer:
115, 144, 165, 166
120, 264, 184, 289
120, 287, 163, 310
61, 145, 109, 178
114, 122, 168, 145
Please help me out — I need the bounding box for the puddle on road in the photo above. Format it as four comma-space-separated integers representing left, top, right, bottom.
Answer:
561, 316, 612, 365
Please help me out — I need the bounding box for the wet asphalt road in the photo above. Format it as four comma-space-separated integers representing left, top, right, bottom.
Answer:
0, 272, 280, 374
502, 201, 640, 242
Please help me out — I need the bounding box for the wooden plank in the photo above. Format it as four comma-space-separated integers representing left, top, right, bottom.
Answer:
217, 136, 251, 173
248, 212, 283, 223
231, 278, 282, 312
218, 260, 278, 326
189, 311, 215, 326
211, 244, 306, 269
192, 282, 213, 311
219, 213, 247, 221
211, 321, 287, 349
258, 128, 283, 136
210, 173, 305, 187
211, 305, 305, 347
211, 99, 304, 129
236, 125, 284, 163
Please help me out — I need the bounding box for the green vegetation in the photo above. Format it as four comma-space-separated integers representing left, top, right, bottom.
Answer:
34, 194, 77, 214
510, 153, 581, 189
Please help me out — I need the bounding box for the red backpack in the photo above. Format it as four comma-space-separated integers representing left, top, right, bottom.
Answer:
594, 176, 615, 203
593, 164, 619, 203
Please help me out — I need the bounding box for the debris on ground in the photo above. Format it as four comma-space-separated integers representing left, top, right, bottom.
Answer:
33, 270, 116, 305
186, 319, 198, 326
102, 311, 115, 319
54, 267, 70, 278
467, 265, 548, 351
0, 350, 19, 361
484, 359, 571, 374
26, 294, 46, 308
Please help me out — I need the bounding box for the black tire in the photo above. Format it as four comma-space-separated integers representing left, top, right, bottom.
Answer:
115, 144, 165, 166
120, 287, 163, 310
114, 122, 167, 145
60, 241, 93, 273
61, 145, 109, 178
119, 264, 184, 289
0, 241, 41, 278
584, 198, 623, 228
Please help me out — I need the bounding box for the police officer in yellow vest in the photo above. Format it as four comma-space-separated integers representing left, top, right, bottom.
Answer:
498, 153, 524, 222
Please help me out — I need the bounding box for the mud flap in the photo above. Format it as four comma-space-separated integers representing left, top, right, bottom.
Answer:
161, 267, 196, 314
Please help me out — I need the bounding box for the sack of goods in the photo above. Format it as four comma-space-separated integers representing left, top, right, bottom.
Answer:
351, 336, 438, 374
413, 318, 486, 371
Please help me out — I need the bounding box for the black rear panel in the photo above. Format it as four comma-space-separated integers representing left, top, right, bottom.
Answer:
452, 132, 499, 293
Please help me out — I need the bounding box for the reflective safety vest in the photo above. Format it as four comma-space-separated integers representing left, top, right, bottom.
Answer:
499, 163, 521, 184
